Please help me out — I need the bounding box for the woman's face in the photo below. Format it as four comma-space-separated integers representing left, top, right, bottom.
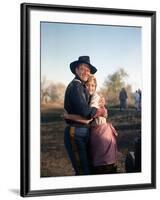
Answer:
85, 80, 96, 95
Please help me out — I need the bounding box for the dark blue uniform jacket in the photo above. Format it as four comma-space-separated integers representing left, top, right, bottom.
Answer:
64, 77, 97, 125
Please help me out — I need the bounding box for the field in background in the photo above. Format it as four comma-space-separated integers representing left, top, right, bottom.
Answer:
40, 103, 141, 177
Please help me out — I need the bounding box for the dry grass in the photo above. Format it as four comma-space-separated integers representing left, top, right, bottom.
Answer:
41, 104, 141, 177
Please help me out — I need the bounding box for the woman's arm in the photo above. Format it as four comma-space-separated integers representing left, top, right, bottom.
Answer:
63, 112, 93, 124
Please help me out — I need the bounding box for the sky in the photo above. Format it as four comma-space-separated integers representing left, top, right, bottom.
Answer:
41, 22, 142, 91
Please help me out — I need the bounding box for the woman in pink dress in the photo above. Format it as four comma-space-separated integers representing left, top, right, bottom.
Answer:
64, 75, 118, 174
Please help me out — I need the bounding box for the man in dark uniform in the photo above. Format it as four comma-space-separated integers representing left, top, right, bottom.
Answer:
64, 56, 106, 175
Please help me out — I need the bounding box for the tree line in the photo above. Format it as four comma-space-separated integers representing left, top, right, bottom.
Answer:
41, 76, 65, 104
41, 68, 136, 107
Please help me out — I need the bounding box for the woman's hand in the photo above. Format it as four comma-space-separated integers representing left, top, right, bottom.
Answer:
94, 107, 108, 118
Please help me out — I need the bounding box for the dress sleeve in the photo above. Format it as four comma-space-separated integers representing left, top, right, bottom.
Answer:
89, 93, 100, 108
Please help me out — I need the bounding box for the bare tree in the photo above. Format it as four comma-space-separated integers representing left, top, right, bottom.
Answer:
41, 76, 66, 104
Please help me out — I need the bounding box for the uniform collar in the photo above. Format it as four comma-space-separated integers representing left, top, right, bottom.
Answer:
74, 76, 86, 85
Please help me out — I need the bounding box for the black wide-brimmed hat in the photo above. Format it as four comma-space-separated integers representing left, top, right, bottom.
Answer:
70, 56, 97, 74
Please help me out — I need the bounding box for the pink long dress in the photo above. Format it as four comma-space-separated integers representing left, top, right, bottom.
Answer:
89, 122, 117, 167
89, 92, 118, 167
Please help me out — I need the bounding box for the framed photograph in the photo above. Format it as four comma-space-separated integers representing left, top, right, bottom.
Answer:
20, 2, 156, 197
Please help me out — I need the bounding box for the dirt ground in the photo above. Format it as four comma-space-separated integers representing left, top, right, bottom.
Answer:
40, 104, 141, 177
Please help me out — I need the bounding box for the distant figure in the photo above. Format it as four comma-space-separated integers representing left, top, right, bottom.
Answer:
119, 88, 128, 111
134, 90, 140, 111
138, 89, 141, 111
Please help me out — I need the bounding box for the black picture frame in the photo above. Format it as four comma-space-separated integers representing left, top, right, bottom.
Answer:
20, 2, 156, 197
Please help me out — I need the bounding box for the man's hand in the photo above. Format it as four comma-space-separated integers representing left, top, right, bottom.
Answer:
61, 109, 68, 119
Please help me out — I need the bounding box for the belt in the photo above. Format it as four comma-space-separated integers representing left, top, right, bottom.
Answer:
67, 124, 90, 128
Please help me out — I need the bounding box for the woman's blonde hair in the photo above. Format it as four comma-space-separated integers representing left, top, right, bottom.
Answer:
85, 75, 97, 88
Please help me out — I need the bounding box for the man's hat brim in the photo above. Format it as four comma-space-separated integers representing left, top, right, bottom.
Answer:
70, 60, 97, 74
